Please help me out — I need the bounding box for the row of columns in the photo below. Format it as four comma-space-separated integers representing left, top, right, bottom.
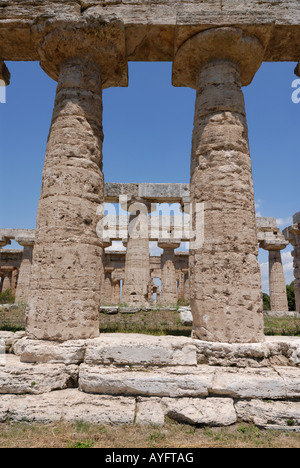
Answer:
4, 19, 295, 343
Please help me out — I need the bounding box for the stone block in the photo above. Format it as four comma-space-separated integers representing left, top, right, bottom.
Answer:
14, 337, 87, 365
236, 399, 300, 431
0, 355, 78, 394
162, 397, 237, 427
0, 389, 136, 425
79, 365, 214, 398
136, 398, 165, 427
211, 367, 288, 400
83, 334, 198, 367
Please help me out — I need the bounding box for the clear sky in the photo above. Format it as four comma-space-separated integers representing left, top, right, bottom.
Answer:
0, 60, 299, 292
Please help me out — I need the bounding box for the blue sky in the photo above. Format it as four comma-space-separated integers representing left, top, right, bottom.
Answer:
0, 60, 299, 292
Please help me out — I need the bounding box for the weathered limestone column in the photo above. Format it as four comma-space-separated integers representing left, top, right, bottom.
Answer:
173, 27, 265, 343
158, 240, 181, 306
26, 19, 127, 340
15, 241, 34, 303
122, 201, 151, 306
284, 213, 300, 312
259, 236, 289, 313
177, 270, 185, 302
103, 268, 114, 305
1, 268, 13, 292
269, 250, 289, 312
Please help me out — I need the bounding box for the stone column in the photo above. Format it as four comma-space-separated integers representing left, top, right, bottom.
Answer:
26, 19, 127, 341
1, 269, 12, 292
0, 273, 3, 294
182, 268, 190, 304
15, 242, 34, 303
173, 27, 265, 343
111, 280, 121, 305
284, 213, 300, 312
158, 240, 180, 306
122, 201, 151, 306
269, 250, 289, 312
177, 270, 185, 302
259, 236, 289, 313
103, 268, 114, 305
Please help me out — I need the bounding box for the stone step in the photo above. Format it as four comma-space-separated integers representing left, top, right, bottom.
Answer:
79, 364, 300, 400
10, 333, 300, 368
0, 355, 78, 395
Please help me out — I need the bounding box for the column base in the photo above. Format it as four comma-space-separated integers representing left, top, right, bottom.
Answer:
1, 333, 299, 429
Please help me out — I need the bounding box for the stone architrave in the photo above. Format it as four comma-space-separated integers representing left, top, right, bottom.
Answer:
25, 17, 128, 341
158, 240, 181, 306
122, 201, 151, 306
259, 235, 289, 313
173, 27, 265, 343
284, 213, 300, 312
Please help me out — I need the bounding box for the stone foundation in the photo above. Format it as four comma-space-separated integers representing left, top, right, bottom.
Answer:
1, 332, 299, 430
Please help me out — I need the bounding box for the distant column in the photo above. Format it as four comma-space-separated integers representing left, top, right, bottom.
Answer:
15, 242, 34, 303
1, 268, 13, 292
182, 268, 190, 304
177, 271, 185, 302
259, 233, 289, 312
158, 240, 181, 306
284, 212, 300, 312
122, 201, 151, 306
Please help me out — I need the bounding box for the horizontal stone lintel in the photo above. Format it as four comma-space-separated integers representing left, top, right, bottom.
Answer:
0, 2, 300, 63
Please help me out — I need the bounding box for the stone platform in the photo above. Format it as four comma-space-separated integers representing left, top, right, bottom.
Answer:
0, 333, 300, 430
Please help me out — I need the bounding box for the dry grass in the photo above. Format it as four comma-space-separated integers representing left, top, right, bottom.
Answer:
0, 420, 299, 449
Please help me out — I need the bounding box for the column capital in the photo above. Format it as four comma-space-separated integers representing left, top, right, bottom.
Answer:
158, 240, 181, 251
172, 27, 264, 89
259, 234, 289, 252
0, 60, 10, 86
33, 16, 128, 88
283, 224, 300, 246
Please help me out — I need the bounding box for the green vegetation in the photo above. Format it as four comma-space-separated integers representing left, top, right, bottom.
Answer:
263, 293, 270, 311
0, 289, 15, 305
287, 282, 296, 311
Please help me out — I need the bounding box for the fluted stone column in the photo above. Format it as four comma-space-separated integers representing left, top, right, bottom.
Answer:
103, 268, 114, 305
15, 242, 34, 303
269, 250, 289, 312
2, 269, 12, 292
177, 270, 185, 302
26, 19, 127, 341
182, 268, 190, 304
158, 240, 181, 306
284, 213, 300, 312
122, 201, 151, 306
173, 27, 265, 343
259, 236, 289, 313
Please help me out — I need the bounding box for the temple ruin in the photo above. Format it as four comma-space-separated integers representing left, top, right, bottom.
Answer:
0, 0, 299, 429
